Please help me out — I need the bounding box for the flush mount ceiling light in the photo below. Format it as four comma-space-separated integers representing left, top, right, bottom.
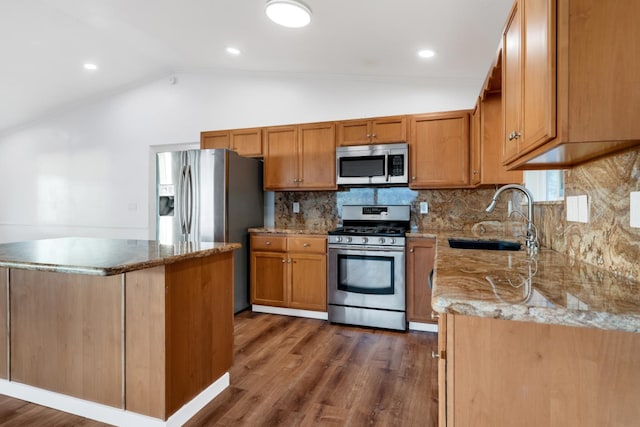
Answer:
265, 0, 312, 28
83, 63, 98, 70
417, 49, 436, 59
226, 47, 241, 55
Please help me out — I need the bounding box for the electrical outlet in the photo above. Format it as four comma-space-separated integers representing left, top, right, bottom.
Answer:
631, 191, 640, 228
577, 195, 589, 223
293, 202, 300, 214
419, 201, 429, 214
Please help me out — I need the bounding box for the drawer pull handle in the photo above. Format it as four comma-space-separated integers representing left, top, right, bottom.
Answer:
431, 351, 440, 359
431, 311, 440, 320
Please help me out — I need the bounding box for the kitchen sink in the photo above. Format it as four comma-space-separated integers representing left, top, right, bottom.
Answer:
448, 238, 522, 251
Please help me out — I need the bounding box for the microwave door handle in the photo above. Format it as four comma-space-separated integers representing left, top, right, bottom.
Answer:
385, 152, 390, 182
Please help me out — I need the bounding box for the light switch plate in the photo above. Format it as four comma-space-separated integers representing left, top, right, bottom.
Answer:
293, 202, 300, 214
577, 195, 589, 223
420, 201, 429, 214
631, 191, 640, 228
566, 195, 588, 223
566, 196, 579, 222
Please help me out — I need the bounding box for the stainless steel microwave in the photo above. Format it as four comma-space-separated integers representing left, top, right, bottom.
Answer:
336, 143, 409, 186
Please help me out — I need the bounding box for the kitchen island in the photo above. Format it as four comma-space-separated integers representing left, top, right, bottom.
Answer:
0, 237, 240, 427
426, 231, 640, 427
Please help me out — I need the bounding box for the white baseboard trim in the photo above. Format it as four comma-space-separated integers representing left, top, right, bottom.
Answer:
0, 372, 229, 427
252, 305, 328, 320
409, 321, 439, 333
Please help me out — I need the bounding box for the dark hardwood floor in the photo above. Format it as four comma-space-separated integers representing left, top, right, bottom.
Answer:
0, 311, 438, 426
186, 311, 439, 427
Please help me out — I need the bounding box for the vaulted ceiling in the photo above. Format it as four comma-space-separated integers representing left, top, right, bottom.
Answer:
0, 0, 513, 134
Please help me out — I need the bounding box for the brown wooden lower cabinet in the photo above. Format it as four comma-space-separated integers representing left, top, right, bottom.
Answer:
406, 237, 436, 323
251, 234, 327, 312
439, 314, 640, 427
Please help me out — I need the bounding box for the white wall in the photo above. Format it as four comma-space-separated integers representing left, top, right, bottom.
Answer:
0, 70, 479, 243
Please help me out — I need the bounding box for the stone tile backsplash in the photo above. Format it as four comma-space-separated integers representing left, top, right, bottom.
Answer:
273, 147, 640, 282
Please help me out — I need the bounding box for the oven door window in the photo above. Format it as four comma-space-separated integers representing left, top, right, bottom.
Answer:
337, 254, 394, 295
339, 155, 385, 178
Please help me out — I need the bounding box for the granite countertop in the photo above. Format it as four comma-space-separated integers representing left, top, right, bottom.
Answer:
428, 230, 640, 333
0, 237, 241, 276
249, 227, 330, 235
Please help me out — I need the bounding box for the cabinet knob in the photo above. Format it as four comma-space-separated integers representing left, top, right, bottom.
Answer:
287, 259, 292, 263
265, 241, 271, 245
431, 311, 440, 320
371, 133, 376, 138
508, 131, 522, 141
431, 351, 440, 359
366, 134, 371, 138
473, 170, 479, 175
411, 176, 416, 180
410, 248, 414, 253
281, 259, 285, 263
303, 243, 309, 247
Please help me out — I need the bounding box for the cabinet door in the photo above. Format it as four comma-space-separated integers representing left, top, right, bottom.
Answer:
470, 100, 482, 186
337, 120, 370, 146
231, 128, 263, 157
409, 112, 470, 188
481, 93, 523, 184
371, 116, 407, 144
251, 252, 287, 306
289, 253, 327, 311
520, 0, 556, 154
263, 126, 298, 190
201, 131, 230, 150
299, 123, 337, 190
406, 238, 436, 323
502, 0, 523, 163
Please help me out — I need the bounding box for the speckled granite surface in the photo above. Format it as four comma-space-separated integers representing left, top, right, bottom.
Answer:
428, 230, 640, 333
248, 227, 329, 235
0, 237, 241, 276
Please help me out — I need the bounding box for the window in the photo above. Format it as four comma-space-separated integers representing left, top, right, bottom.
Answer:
524, 170, 565, 202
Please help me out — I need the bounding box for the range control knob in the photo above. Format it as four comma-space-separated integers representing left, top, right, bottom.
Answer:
379, 237, 385, 244
346, 237, 352, 243
390, 238, 396, 244
362, 237, 369, 244
336, 236, 342, 243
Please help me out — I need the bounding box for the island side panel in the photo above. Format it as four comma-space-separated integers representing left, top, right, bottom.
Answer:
0, 268, 7, 379
125, 265, 167, 419
165, 251, 234, 417
10, 270, 122, 408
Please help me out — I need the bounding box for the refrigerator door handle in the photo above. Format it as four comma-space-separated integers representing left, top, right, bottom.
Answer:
180, 164, 188, 235
185, 164, 194, 235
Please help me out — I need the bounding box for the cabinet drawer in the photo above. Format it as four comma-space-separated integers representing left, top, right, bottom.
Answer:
288, 236, 326, 254
251, 235, 286, 252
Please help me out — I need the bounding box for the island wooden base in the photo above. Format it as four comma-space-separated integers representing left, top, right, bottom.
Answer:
0, 251, 234, 425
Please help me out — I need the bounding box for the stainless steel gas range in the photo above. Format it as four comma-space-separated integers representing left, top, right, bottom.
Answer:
327, 205, 410, 331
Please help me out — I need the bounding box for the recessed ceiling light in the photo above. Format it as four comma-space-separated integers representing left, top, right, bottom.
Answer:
417, 49, 436, 59
265, 0, 312, 28
83, 63, 98, 70
226, 47, 241, 56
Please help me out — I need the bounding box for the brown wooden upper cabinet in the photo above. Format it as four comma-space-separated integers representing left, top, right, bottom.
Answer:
263, 122, 337, 191
502, 0, 640, 169
337, 116, 407, 146
200, 127, 263, 157
409, 111, 471, 189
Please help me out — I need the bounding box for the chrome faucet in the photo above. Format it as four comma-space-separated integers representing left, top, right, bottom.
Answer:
485, 184, 538, 252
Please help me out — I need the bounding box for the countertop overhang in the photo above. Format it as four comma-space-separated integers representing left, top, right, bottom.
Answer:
0, 237, 241, 276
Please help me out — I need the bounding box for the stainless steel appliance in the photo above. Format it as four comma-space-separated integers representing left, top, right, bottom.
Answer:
156, 148, 263, 313
327, 205, 410, 331
336, 143, 409, 186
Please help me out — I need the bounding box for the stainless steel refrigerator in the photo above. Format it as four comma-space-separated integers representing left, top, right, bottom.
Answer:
156, 148, 263, 313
